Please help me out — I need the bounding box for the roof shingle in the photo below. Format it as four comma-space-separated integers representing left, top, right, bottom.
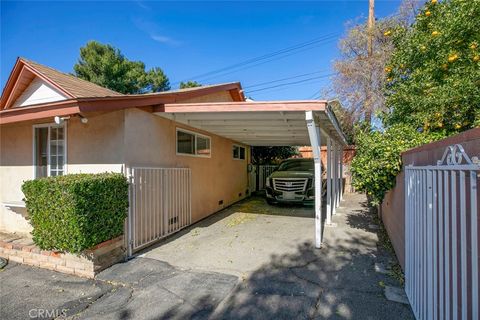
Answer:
21, 58, 124, 98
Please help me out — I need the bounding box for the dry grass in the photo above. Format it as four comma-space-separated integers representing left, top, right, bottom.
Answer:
225, 212, 257, 227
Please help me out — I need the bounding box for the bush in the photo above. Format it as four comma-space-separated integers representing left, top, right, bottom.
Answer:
22, 173, 128, 253
350, 125, 432, 206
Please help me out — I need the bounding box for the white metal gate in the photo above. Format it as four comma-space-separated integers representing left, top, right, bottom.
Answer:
127, 167, 191, 254
405, 144, 479, 320
258, 165, 278, 190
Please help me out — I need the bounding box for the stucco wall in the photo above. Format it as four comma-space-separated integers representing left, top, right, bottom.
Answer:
0, 111, 126, 234
124, 108, 249, 223
67, 110, 125, 174
181, 91, 234, 103
0, 121, 35, 234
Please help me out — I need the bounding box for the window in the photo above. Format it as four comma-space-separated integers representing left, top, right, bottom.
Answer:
233, 145, 246, 160
34, 124, 66, 178
176, 129, 211, 157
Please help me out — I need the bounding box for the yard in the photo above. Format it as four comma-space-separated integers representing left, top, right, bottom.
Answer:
0, 193, 413, 320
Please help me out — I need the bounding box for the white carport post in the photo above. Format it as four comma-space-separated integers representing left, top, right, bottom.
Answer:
332, 140, 337, 215
340, 146, 344, 201
336, 144, 341, 208
306, 111, 323, 248
326, 137, 332, 225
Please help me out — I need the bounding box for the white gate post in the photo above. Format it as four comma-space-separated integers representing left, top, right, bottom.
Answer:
340, 146, 344, 201
326, 137, 332, 225
306, 111, 323, 248
126, 166, 134, 258
332, 141, 337, 215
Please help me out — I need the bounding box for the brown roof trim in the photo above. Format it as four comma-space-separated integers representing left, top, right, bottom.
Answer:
0, 58, 76, 109
0, 82, 245, 124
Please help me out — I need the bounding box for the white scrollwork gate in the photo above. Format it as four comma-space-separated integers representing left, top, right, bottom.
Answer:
405, 144, 479, 320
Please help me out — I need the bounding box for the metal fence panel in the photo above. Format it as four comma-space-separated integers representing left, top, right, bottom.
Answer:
258, 165, 278, 191
405, 144, 479, 320
127, 167, 191, 254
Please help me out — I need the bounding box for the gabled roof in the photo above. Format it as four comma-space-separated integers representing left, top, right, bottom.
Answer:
21, 59, 124, 98
0, 58, 123, 109
0, 57, 245, 124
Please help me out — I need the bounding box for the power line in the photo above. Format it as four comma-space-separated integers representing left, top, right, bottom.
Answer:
196, 38, 337, 83
173, 33, 339, 85
307, 88, 323, 100
245, 73, 335, 94
244, 70, 329, 89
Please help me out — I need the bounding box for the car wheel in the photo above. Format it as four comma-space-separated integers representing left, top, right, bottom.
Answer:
266, 198, 275, 205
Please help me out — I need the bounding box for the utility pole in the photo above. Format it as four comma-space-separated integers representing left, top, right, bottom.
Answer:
365, 0, 375, 126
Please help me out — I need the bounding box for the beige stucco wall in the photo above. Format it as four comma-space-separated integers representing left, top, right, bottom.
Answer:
0, 100, 249, 233
66, 110, 125, 174
0, 121, 35, 234
124, 108, 249, 223
181, 91, 234, 103
0, 111, 126, 234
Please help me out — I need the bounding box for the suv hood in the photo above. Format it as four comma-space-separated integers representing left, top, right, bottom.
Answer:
269, 171, 314, 179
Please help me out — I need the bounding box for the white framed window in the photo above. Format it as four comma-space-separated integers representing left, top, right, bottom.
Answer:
233, 144, 246, 160
33, 123, 67, 178
176, 128, 211, 158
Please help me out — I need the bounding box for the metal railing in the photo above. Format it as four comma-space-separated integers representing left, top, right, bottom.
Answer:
258, 165, 278, 191
127, 167, 191, 255
405, 144, 479, 320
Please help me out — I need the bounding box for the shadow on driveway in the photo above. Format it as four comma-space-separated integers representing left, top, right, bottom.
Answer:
0, 193, 413, 320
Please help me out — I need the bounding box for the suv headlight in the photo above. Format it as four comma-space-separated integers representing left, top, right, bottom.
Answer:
266, 178, 271, 187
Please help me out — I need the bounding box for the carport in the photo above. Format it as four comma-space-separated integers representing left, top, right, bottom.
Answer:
154, 100, 348, 248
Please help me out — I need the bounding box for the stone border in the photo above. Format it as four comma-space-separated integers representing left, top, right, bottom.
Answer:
0, 236, 125, 278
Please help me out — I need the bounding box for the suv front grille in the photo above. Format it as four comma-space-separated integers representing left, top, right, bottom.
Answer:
272, 178, 308, 192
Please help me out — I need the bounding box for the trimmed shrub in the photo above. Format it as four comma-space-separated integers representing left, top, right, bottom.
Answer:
22, 173, 128, 253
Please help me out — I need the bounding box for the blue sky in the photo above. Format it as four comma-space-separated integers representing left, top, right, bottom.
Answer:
1, 1, 402, 100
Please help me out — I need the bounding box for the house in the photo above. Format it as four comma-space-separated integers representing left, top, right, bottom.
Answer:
0, 57, 347, 254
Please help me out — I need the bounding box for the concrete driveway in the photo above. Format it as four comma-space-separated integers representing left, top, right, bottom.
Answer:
141, 196, 315, 277
0, 194, 413, 320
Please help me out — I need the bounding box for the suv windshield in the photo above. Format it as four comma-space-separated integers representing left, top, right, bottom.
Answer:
277, 160, 314, 171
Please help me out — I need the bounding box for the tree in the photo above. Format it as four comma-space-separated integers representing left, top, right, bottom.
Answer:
74, 41, 170, 94
384, 0, 480, 135
251, 147, 298, 165
179, 81, 202, 89
331, 0, 421, 129
332, 18, 399, 127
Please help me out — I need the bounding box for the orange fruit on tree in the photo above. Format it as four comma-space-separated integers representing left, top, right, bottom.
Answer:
448, 53, 459, 62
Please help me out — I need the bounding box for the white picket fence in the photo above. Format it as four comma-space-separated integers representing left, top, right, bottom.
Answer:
127, 167, 191, 255
405, 144, 479, 320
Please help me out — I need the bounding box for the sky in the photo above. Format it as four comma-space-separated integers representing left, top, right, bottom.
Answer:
1, 0, 402, 101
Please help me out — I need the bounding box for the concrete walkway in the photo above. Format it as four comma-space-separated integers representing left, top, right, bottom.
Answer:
211, 193, 414, 319
0, 193, 413, 320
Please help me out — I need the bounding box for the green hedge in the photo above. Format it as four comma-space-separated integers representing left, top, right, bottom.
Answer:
351, 125, 433, 206
22, 173, 129, 253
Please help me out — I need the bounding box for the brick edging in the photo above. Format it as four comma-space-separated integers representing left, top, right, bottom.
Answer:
0, 236, 125, 278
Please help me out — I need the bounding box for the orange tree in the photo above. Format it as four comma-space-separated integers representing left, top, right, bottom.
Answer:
383, 0, 480, 137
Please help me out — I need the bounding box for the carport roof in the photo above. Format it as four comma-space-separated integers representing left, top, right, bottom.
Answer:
154, 100, 347, 146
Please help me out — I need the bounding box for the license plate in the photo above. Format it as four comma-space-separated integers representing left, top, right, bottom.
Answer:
283, 192, 296, 200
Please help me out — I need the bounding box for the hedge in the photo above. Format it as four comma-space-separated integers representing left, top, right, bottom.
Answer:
22, 173, 129, 253
350, 124, 432, 206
